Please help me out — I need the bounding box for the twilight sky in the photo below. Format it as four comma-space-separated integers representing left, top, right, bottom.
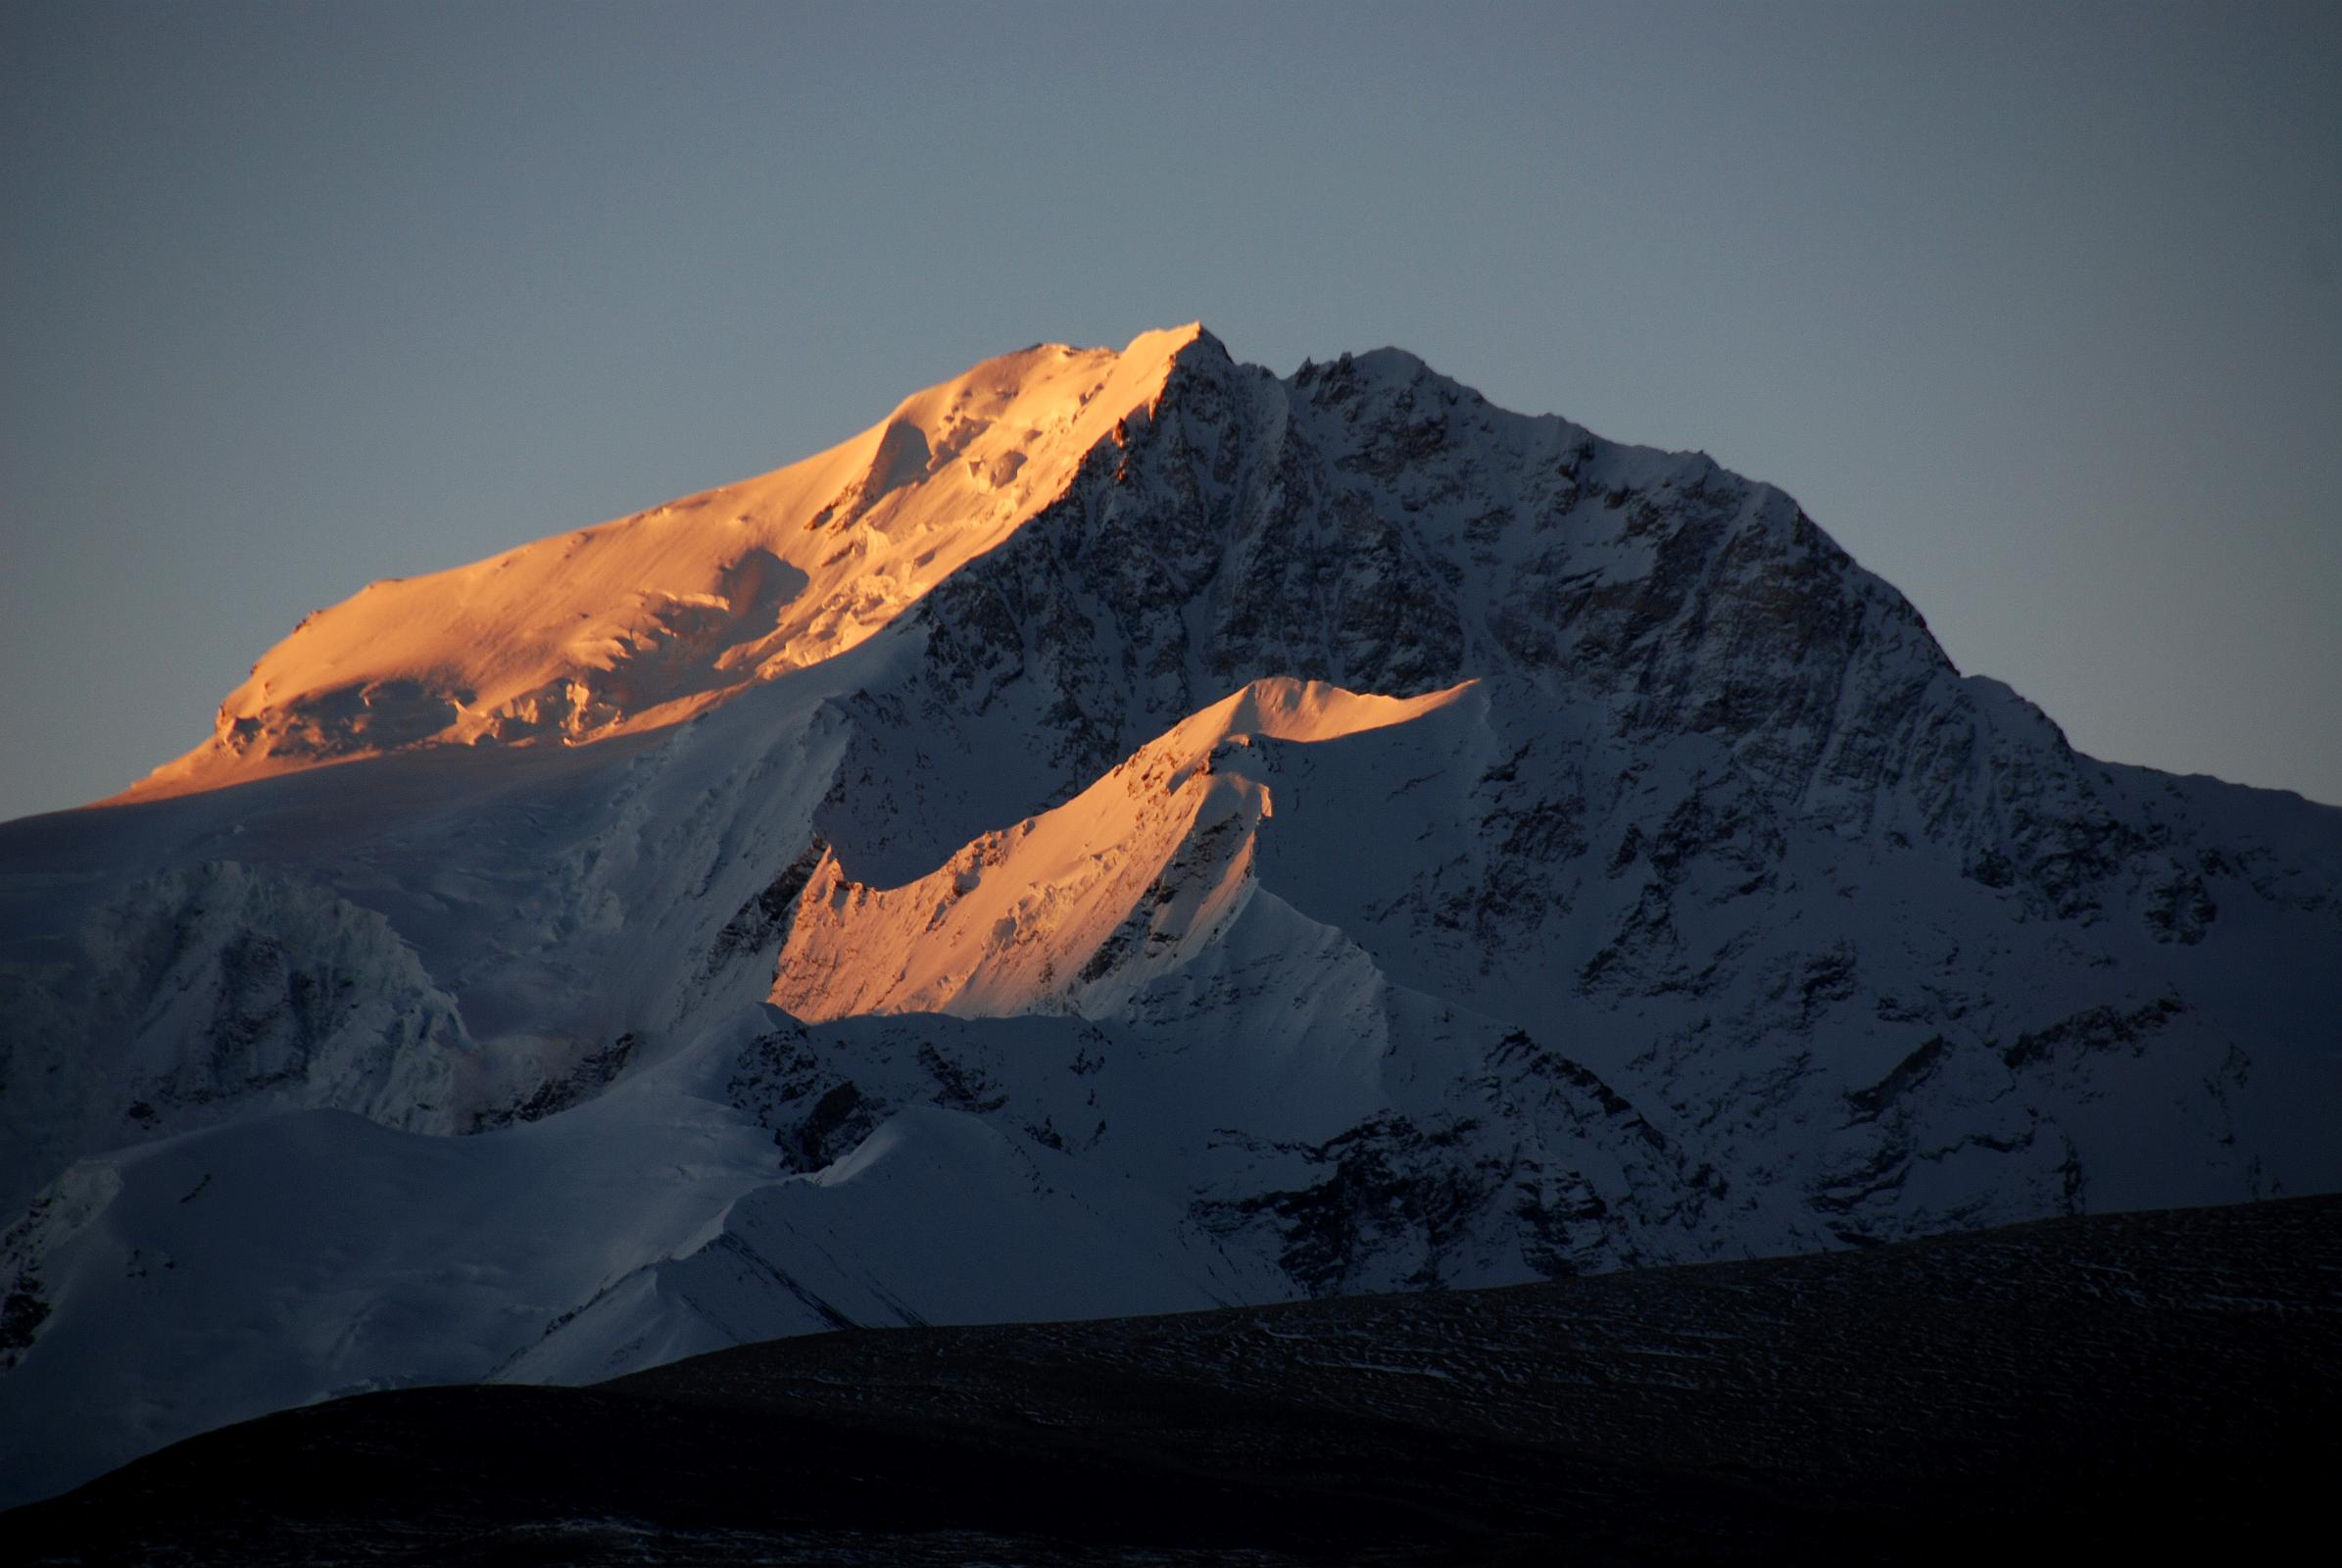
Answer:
3, 0, 2337, 821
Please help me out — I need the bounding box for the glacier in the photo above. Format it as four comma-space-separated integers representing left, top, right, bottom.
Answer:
3, 324, 2337, 1505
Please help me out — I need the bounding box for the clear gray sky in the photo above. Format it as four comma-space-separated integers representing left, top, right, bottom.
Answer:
4, 0, 2338, 820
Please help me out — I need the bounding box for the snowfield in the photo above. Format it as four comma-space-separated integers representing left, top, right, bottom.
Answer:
3, 325, 2337, 1505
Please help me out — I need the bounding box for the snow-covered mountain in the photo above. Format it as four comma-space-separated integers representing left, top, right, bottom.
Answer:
3, 325, 2337, 1505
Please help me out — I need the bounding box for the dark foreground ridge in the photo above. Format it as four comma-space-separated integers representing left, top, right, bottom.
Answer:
11, 1196, 2340, 1565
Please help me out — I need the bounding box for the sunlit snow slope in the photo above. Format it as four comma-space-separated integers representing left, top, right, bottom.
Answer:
4, 324, 2338, 1509
123, 326, 1209, 802
776, 678, 1474, 1020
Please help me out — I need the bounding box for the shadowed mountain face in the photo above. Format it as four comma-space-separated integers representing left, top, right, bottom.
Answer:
8, 1198, 2337, 1565
2, 327, 2338, 1505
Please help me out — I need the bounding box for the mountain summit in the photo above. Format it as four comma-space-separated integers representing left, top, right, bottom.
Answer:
125, 325, 1216, 802
4, 326, 2337, 1505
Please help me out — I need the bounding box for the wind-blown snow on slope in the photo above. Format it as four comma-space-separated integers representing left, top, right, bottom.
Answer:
4, 324, 2339, 1507
776, 678, 1474, 1020
123, 326, 1209, 802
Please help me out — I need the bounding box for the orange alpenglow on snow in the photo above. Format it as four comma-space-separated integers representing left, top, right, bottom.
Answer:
120, 325, 1211, 803
772, 677, 1479, 1022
